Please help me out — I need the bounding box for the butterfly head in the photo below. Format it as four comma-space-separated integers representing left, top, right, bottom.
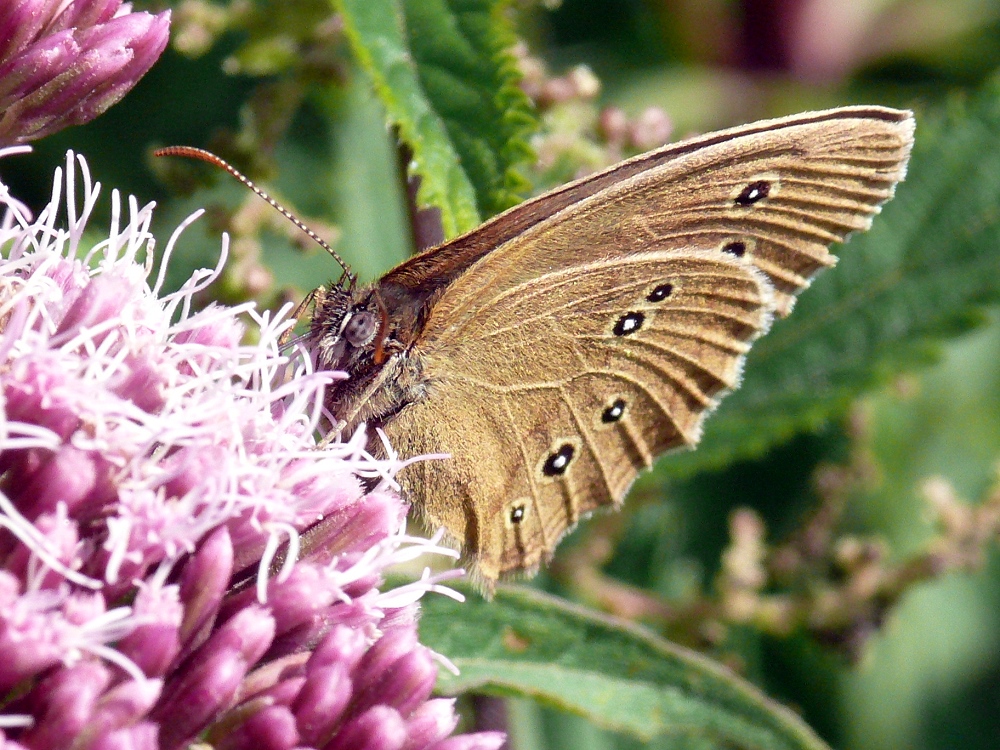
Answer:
309, 285, 389, 371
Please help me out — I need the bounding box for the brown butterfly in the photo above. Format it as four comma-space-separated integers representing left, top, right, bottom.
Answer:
163, 106, 915, 587
302, 106, 914, 587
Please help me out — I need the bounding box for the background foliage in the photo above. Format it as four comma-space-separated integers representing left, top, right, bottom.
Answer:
7, 1, 1000, 748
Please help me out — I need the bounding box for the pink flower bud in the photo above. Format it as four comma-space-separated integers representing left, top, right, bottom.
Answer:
20, 662, 111, 750
0, 1, 170, 144
324, 706, 407, 750
116, 587, 182, 678
152, 648, 247, 750
216, 706, 299, 750
178, 527, 233, 651
430, 732, 507, 750
292, 663, 353, 746
401, 699, 459, 750
82, 679, 162, 738
86, 722, 159, 750
18, 446, 99, 519
309, 625, 369, 675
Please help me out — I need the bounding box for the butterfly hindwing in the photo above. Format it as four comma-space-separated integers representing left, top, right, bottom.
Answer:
384, 251, 772, 580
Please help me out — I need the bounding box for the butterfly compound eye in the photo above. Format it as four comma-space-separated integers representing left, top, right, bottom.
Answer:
343, 311, 379, 347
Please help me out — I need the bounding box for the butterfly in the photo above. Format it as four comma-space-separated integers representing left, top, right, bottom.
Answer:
303, 106, 914, 587
167, 106, 913, 588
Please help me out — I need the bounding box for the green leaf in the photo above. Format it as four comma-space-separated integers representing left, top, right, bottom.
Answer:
403, 0, 536, 214
665, 83, 1000, 476
419, 585, 830, 750
336, 0, 536, 237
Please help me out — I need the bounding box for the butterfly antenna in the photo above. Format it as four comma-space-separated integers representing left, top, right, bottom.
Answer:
154, 146, 357, 290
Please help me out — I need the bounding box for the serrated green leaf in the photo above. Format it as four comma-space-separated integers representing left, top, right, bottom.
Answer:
336, 0, 479, 237
419, 585, 830, 750
336, 0, 536, 237
403, 0, 536, 214
665, 84, 1000, 477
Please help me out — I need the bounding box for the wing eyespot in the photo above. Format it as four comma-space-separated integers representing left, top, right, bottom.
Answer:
613, 311, 645, 337
542, 443, 575, 477
646, 283, 674, 302
601, 398, 626, 424
734, 179, 772, 207
509, 504, 526, 525
722, 240, 747, 257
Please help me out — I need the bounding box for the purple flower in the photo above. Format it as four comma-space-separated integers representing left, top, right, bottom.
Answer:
0, 148, 504, 750
0, 1, 170, 145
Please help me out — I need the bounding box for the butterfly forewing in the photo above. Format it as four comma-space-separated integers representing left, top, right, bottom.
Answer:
393, 108, 912, 325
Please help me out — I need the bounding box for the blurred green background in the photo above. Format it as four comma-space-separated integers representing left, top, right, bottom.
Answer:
6, 1, 1000, 748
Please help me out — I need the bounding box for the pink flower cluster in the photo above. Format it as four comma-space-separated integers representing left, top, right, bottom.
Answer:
0, 0, 170, 145
0, 149, 503, 750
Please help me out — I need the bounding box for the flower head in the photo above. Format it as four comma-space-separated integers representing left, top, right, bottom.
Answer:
0, 1, 171, 145
0, 148, 504, 750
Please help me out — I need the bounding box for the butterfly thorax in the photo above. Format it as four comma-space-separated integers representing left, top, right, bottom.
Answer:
308, 283, 429, 438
